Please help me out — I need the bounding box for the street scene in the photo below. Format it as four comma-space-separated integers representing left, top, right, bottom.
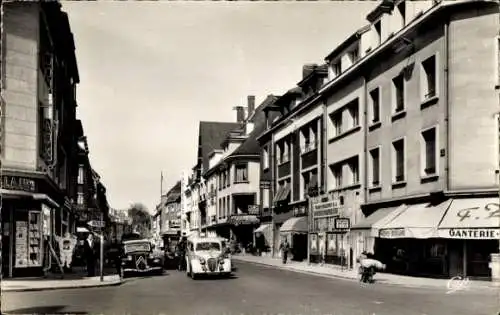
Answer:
2, 0, 500, 314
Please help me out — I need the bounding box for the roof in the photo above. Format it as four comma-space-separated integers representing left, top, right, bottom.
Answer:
324, 24, 371, 62
198, 121, 242, 173
228, 95, 279, 158
165, 181, 182, 204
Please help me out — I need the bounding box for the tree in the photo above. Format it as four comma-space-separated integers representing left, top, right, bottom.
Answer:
127, 203, 152, 238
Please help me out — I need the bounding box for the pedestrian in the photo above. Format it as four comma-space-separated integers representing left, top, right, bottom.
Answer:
83, 234, 96, 277
114, 241, 123, 278
279, 238, 290, 264
176, 237, 186, 271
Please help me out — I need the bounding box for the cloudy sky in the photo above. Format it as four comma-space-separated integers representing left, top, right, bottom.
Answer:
61, 1, 376, 213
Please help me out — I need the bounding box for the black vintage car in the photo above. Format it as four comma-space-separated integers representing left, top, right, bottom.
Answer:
120, 238, 164, 277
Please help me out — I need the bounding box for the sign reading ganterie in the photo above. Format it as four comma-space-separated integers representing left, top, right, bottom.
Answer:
379, 228, 405, 238
440, 228, 500, 240
2, 175, 36, 192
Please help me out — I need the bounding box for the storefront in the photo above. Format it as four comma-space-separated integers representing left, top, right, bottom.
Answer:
227, 214, 260, 249
437, 197, 500, 279
254, 223, 272, 254
1, 173, 68, 278
280, 215, 307, 261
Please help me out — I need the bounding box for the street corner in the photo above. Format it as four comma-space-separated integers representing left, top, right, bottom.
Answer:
1, 277, 124, 293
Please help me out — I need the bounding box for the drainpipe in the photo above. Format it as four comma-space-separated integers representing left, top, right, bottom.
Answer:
362, 76, 368, 209
270, 135, 276, 258
444, 18, 450, 193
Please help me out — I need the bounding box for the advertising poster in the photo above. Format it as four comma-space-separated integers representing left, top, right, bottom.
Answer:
327, 233, 337, 255
309, 233, 318, 255
318, 233, 326, 255
15, 221, 28, 267
42, 204, 51, 237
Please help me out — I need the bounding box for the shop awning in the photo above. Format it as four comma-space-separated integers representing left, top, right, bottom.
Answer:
227, 214, 260, 226
351, 204, 407, 237
254, 223, 272, 234
273, 183, 291, 204
438, 198, 500, 239
280, 216, 308, 234
77, 227, 90, 233
378, 200, 452, 239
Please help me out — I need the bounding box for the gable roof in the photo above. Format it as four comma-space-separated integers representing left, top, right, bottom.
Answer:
229, 95, 279, 158
165, 181, 182, 203
198, 121, 241, 173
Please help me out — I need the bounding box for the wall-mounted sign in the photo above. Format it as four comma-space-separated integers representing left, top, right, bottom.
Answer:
259, 181, 271, 189
379, 228, 405, 239
439, 228, 500, 240
312, 194, 340, 218
334, 218, 350, 231
2, 175, 36, 192
248, 205, 260, 215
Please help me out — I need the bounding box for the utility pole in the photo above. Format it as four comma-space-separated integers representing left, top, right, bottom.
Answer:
100, 211, 104, 282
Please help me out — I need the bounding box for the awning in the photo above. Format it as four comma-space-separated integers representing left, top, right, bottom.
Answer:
274, 183, 291, 204
227, 214, 260, 226
378, 200, 452, 239
351, 204, 407, 237
280, 216, 308, 234
438, 198, 500, 239
254, 223, 272, 234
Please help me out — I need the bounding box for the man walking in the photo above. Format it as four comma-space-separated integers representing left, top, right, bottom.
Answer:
83, 234, 96, 277
176, 237, 186, 271
279, 238, 290, 264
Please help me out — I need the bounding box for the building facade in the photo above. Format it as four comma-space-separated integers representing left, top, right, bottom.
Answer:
1, 2, 82, 278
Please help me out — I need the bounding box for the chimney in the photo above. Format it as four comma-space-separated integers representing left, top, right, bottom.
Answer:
302, 63, 317, 79
235, 106, 245, 123
247, 95, 255, 119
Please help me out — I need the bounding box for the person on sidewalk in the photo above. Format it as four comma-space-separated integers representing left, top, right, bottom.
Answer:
279, 239, 290, 264
175, 237, 186, 271
83, 234, 96, 277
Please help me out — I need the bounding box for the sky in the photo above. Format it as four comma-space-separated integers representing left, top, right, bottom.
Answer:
61, 1, 377, 214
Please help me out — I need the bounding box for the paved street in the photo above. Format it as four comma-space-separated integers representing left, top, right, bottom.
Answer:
3, 261, 499, 315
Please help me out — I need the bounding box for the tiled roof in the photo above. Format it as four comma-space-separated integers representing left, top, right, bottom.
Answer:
198, 121, 241, 173
165, 181, 181, 203
229, 95, 279, 158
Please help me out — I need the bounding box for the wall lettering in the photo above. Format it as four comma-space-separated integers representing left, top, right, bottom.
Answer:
456, 203, 500, 222
2, 175, 36, 192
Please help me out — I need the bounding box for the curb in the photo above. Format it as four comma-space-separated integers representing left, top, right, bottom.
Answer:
2, 279, 124, 293
234, 258, 498, 292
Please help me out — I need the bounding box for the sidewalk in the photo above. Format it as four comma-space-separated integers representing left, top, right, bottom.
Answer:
2, 274, 123, 293
233, 254, 499, 291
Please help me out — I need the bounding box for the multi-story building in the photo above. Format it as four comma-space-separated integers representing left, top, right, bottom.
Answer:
258, 65, 328, 261
151, 208, 162, 247
181, 166, 200, 236
159, 181, 182, 246
202, 96, 279, 249
1, 2, 82, 278
259, 0, 500, 280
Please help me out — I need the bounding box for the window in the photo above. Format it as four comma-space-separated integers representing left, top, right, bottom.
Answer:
349, 46, 360, 64
347, 99, 359, 128
347, 156, 359, 185
77, 192, 84, 205
301, 169, 317, 199
392, 73, 405, 113
330, 163, 343, 188
300, 127, 311, 153
392, 138, 405, 182
331, 111, 343, 136
421, 55, 437, 100
369, 88, 380, 123
374, 20, 382, 45
332, 61, 342, 77
421, 127, 437, 176
235, 164, 248, 182
77, 165, 84, 185
369, 147, 381, 186
262, 147, 269, 169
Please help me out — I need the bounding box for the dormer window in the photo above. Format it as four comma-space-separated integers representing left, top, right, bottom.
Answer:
332, 61, 342, 77
348, 46, 360, 64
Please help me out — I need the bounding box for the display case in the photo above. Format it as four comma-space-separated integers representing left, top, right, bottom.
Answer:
28, 211, 43, 267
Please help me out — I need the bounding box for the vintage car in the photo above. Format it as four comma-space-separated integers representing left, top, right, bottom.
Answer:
120, 239, 164, 277
185, 236, 232, 279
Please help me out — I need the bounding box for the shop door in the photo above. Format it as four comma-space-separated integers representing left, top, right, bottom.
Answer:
467, 240, 498, 279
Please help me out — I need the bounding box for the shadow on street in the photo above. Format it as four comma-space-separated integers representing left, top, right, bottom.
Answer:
3, 305, 88, 314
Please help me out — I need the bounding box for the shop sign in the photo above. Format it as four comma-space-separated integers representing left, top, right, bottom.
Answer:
312, 194, 340, 218
455, 203, 500, 222
440, 228, 500, 239
333, 218, 350, 231
379, 228, 406, 238
248, 205, 260, 215
259, 180, 271, 189
2, 175, 36, 192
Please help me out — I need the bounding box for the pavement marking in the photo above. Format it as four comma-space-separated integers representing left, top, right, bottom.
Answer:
373, 301, 384, 304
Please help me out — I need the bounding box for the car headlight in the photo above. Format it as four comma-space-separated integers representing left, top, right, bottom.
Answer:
127, 255, 132, 261
148, 253, 154, 259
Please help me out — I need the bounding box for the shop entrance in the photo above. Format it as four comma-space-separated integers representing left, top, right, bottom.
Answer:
466, 240, 498, 279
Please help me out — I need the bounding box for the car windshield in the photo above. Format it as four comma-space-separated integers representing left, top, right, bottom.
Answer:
195, 242, 221, 252
124, 242, 150, 253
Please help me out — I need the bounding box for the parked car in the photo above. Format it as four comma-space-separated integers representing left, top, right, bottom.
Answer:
185, 236, 232, 279
120, 239, 164, 277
